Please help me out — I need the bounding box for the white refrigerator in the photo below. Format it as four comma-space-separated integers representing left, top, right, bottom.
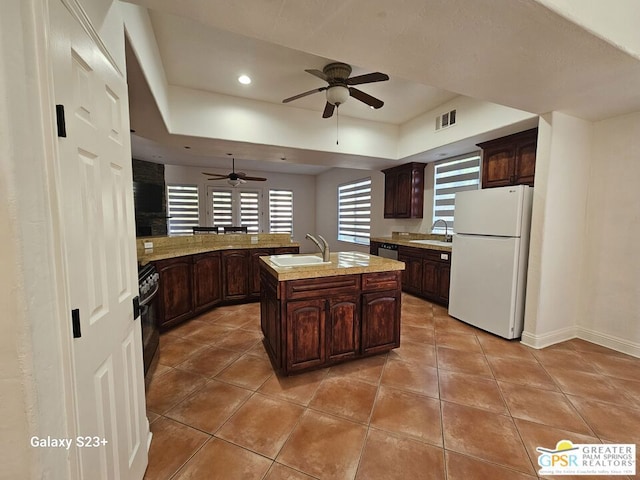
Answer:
448, 185, 533, 339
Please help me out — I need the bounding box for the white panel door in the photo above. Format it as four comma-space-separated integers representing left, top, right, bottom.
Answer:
448, 234, 521, 338
51, 2, 148, 478
453, 185, 529, 237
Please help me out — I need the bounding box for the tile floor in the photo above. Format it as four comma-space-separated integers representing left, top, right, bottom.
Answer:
144, 294, 640, 480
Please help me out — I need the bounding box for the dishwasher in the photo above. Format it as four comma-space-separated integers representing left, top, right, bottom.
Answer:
377, 243, 399, 260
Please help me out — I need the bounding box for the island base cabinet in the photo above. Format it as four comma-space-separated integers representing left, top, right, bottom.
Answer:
286, 299, 326, 373
261, 267, 401, 375
361, 291, 400, 355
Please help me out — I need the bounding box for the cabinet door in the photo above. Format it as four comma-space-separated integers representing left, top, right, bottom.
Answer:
222, 250, 250, 301
260, 270, 281, 367
249, 249, 272, 298
193, 252, 222, 313
326, 295, 359, 362
394, 169, 413, 217
422, 258, 439, 298
286, 299, 326, 372
482, 143, 516, 188
438, 264, 451, 305
362, 291, 400, 354
383, 172, 397, 218
514, 138, 537, 186
398, 252, 422, 294
155, 257, 194, 329
369, 241, 381, 256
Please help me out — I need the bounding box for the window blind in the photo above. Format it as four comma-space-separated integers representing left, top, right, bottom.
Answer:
211, 190, 233, 228
239, 191, 260, 234
433, 153, 481, 231
338, 178, 371, 245
269, 189, 293, 234
167, 184, 199, 235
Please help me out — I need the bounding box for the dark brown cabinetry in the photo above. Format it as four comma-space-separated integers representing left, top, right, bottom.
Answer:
192, 252, 222, 313
221, 250, 250, 301
382, 162, 427, 219
155, 245, 300, 331
478, 128, 538, 189
261, 268, 401, 375
397, 245, 452, 306
155, 257, 194, 329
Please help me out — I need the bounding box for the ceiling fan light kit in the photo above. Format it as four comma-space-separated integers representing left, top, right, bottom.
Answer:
282, 62, 389, 119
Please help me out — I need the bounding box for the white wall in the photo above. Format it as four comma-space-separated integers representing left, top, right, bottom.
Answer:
164, 164, 316, 250
522, 113, 592, 348
576, 111, 640, 354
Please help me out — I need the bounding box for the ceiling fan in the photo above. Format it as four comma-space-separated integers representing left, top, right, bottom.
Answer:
282, 62, 389, 118
202, 157, 267, 187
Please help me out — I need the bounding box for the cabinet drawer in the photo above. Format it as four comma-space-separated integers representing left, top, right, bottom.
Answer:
422, 249, 451, 263
285, 275, 359, 300
362, 271, 400, 292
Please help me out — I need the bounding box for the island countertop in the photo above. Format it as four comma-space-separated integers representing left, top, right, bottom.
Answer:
260, 251, 405, 281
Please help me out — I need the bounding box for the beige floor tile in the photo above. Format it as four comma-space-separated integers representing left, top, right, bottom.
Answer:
309, 376, 378, 423
173, 438, 272, 480
439, 370, 508, 414
276, 410, 367, 480
356, 429, 445, 480
387, 340, 436, 367
326, 354, 387, 385
487, 355, 559, 391
437, 346, 494, 378
380, 358, 439, 397
441, 402, 535, 475
370, 385, 442, 446
545, 367, 633, 406
215, 353, 274, 390
264, 463, 317, 480
217, 393, 305, 458
435, 331, 483, 352
445, 451, 537, 480
259, 369, 327, 406
175, 346, 242, 378
157, 337, 208, 367
568, 396, 640, 444
145, 368, 208, 414
143, 417, 209, 480
164, 380, 252, 434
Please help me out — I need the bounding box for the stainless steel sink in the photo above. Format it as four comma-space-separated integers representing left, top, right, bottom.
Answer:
269, 254, 332, 267
409, 239, 452, 247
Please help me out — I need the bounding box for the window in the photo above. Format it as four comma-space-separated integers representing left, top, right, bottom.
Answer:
432, 153, 481, 232
269, 189, 293, 234
208, 187, 261, 234
167, 184, 199, 235
338, 178, 371, 245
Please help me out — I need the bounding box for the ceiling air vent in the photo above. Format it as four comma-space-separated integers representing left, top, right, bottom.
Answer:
435, 109, 457, 131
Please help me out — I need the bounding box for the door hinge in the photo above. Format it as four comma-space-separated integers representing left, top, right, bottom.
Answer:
133, 296, 140, 320
71, 308, 81, 338
56, 104, 66, 137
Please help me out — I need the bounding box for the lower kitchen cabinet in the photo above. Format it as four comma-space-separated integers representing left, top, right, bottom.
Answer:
397, 245, 452, 306
192, 251, 222, 313
221, 250, 250, 301
361, 290, 400, 355
155, 257, 194, 329
261, 268, 401, 375
249, 249, 272, 299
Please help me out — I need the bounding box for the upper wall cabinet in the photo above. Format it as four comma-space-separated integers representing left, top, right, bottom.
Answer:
382, 162, 427, 219
477, 128, 538, 189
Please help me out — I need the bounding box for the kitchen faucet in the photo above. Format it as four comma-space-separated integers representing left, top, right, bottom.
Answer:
431, 219, 451, 242
306, 233, 330, 262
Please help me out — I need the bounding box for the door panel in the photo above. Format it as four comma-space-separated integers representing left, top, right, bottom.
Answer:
51, 3, 148, 477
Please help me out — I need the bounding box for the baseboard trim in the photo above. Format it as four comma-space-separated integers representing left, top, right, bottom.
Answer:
520, 326, 576, 349
576, 327, 640, 358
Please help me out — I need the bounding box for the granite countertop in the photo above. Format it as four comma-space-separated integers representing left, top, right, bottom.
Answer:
260, 251, 405, 281
370, 235, 453, 252
136, 233, 300, 265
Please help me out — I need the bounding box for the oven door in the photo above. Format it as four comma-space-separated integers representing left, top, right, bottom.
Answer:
140, 284, 160, 377
377, 246, 399, 260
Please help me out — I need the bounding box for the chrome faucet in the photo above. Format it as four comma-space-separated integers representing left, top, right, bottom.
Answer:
306, 233, 330, 262
431, 219, 451, 242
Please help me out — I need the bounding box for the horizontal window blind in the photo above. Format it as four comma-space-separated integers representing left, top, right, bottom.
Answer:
167, 184, 199, 235
269, 189, 293, 234
433, 153, 481, 231
338, 178, 371, 245
240, 191, 260, 234
211, 190, 233, 228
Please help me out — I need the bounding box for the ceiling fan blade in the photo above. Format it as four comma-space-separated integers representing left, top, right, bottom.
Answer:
305, 69, 328, 82
236, 172, 247, 177
202, 172, 228, 178
283, 86, 327, 103
242, 176, 267, 181
322, 102, 335, 118
347, 72, 389, 85
349, 87, 384, 109
207, 177, 229, 181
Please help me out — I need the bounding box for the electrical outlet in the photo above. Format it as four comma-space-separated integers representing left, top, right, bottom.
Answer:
251, 236, 258, 244
143, 241, 153, 249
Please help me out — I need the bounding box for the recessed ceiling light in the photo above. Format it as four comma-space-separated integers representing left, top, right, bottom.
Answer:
238, 75, 251, 85
184, 146, 191, 149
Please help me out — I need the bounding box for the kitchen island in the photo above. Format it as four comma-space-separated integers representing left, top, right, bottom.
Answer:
259, 252, 405, 375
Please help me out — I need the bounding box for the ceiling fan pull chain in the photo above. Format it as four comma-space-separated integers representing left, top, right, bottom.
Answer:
336, 106, 339, 145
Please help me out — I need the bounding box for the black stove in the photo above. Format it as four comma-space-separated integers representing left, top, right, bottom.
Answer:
138, 264, 159, 377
